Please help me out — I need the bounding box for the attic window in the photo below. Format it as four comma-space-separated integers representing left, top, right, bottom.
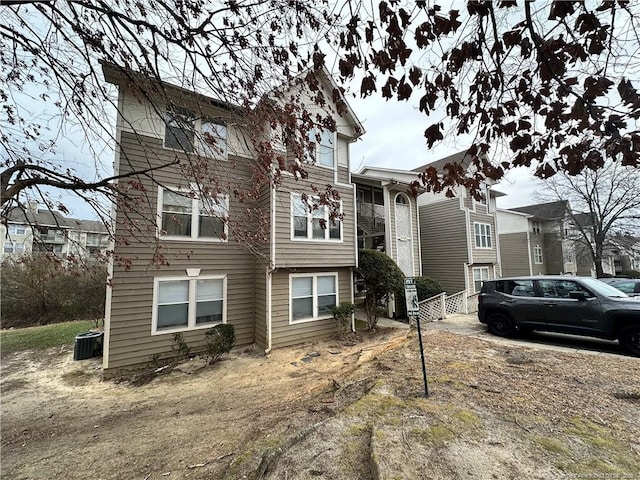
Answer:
307, 129, 335, 168
164, 108, 196, 151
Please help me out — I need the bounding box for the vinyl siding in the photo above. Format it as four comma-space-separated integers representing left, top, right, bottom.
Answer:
529, 232, 546, 275
273, 170, 356, 268
106, 131, 261, 372
469, 212, 498, 264
418, 200, 468, 294
254, 266, 268, 349
543, 232, 564, 274
499, 232, 532, 277
270, 267, 352, 347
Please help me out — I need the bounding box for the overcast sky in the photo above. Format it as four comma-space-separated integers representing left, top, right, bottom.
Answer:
348, 92, 546, 210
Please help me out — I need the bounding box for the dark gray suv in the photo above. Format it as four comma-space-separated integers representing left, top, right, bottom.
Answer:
478, 276, 640, 356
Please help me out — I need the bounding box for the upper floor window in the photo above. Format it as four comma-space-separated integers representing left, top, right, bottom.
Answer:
308, 129, 335, 168
291, 194, 341, 241
164, 108, 227, 159
159, 187, 228, 241
164, 108, 196, 151
8, 224, 26, 235
474, 223, 492, 249
201, 120, 228, 160
534, 245, 544, 264
153, 275, 226, 333
290, 273, 338, 322
532, 221, 541, 234
3, 242, 25, 254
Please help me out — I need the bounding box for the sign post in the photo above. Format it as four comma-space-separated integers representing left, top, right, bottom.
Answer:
405, 278, 429, 397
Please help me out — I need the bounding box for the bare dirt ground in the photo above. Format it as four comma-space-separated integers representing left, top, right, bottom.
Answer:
2, 322, 639, 480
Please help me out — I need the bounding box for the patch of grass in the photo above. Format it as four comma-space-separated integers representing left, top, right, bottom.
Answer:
557, 417, 640, 476
344, 392, 406, 418
346, 423, 371, 436
1, 320, 94, 356
452, 409, 481, 428
565, 417, 619, 448
531, 436, 571, 455
409, 425, 455, 446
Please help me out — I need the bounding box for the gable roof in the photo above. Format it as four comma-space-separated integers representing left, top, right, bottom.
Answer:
5, 207, 74, 229
352, 166, 427, 194
411, 150, 474, 173
102, 62, 364, 139
510, 200, 569, 220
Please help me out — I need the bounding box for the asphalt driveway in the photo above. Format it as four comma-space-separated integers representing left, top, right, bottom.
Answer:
422, 313, 632, 358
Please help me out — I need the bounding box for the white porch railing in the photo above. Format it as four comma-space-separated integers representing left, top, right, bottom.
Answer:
417, 291, 479, 322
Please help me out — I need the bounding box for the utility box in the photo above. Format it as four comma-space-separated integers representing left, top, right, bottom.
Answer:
73, 331, 104, 361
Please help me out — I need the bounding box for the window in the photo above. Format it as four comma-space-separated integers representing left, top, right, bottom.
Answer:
3, 242, 24, 254
153, 276, 225, 333
474, 223, 492, 249
538, 279, 592, 299
534, 245, 544, 264
201, 120, 228, 159
290, 273, 337, 322
159, 188, 228, 241
291, 194, 341, 241
472, 267, 490, 293
8, 224, 26, 235
164, 108, 196, 151
495, 279, 535, 297
532, 221, 541, 234
308, 129, 335, 168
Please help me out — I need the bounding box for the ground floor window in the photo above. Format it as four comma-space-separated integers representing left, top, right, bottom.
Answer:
472, 267, 490, 293
290, 273, 338, 322
153, 275, 226, 333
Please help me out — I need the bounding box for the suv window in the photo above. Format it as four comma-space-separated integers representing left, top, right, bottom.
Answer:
611, 281, 636, 294
538, 279, 592, 299
495, 280, 535, 297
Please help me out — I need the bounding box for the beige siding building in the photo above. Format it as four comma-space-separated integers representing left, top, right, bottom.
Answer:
351, 167, 424, 316
413, 151, 504, 295
102, 64, 363, 374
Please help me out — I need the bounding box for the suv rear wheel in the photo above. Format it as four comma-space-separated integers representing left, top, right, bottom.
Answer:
487, 312, 515, 337
618, 325, 640, 356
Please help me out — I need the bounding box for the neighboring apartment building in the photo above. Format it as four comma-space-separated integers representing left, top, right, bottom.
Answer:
412, 151, 504, 295
1, 202, 109, 260
351, 167, 423, 315
498, 200, 578, 276
101, 63, 363, 374
351, 167, 423, 279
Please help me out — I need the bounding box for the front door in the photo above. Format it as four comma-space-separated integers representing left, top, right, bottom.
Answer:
395, 195, 413, 276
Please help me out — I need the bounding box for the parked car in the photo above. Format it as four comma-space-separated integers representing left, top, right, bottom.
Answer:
597, 278, 640, 297
478, 276, 640, 356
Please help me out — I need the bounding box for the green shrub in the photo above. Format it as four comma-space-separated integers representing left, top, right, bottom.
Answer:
356, 249, 404, 330
171, 332, 191, 360
415, 276, 445, 300
332, 302, 355, 338
1, 255, 107, 328
205, 324, 236, 363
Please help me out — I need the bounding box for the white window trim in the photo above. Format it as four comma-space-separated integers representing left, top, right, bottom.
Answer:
289, 272, 339, 324
309, 128, 336, 170
152, 274, 227, 335
157, 186, 229, 242
532, 221, 541, 235
472, 267, 490, 294
290, 193, 343, 243
8, 224, 26, 235
473, 222, 493, 249
534, 245, 544, 264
